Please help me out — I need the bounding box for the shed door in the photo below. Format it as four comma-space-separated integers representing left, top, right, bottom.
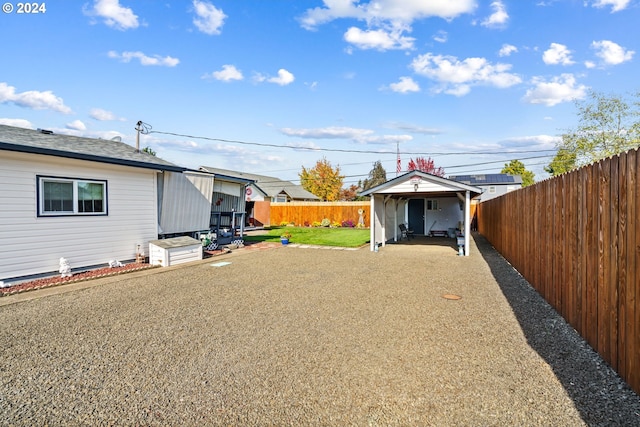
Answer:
408, 199, 424, 235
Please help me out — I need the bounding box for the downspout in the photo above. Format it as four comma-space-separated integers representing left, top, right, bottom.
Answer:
464, 190, 471, 256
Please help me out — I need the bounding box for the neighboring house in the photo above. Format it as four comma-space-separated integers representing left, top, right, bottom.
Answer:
199, 166, 319, 227
449, 174, 522, 201
0, 124, 185, 282
360, 171, 482, 255
199, 167, 319, 202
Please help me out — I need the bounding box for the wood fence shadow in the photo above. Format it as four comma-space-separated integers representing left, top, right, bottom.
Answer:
473, 232, 640, 425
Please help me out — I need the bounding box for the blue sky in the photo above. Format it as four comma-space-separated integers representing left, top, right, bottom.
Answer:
1, 0, 638, 186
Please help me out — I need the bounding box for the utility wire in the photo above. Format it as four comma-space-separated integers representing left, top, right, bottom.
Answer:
148, 129, 557, 156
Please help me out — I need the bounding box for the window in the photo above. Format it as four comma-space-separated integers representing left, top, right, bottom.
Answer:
488, 186, 496, 194
426, 199, 438, 211
38, 176, 107, 216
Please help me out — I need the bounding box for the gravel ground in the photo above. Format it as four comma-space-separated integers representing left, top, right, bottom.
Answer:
1, 234, 639, 426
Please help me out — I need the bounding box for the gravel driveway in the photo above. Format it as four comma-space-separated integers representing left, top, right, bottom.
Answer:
1, 234, 639, 426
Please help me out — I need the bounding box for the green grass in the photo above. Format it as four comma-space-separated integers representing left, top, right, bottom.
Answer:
243, 227, 370, 248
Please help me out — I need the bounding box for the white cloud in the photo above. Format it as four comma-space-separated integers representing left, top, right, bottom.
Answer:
591, 40, 634, 65
0, 118, 33, 128
204, 64, 244, 82
542, 43, 575, 65
498, 134, 561, 150
268, 69, 295, 86
0, 82, 72, 114
281, 126, 373, 140
89, 108, 125, 121
280, 126, 412, 144
410, 53, 521, 96
299, 0, 477, 30
482, 1, 509, 28
387, 122, 442, 135
591, 0, 630, 13
344, 26, 415, 50
523, 74, 588, 106
83, 0, 139, 31
66, 120, 87, 131
389, 77, 420, 93
108, 51, 180, 67
498, 44, 518, 57
192, 0, 226, 35
433, 30, 448, 43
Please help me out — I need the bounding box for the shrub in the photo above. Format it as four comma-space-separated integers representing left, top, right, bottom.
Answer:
321, 218, 331, 227
312, 221, 322, 227
332, 221, 341, 228
280, 221, 289, 226
341, 219, 355, 228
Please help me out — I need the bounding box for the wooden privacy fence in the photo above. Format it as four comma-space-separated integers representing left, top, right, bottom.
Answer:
270, 201, 370, 227
477, 149, 640, 395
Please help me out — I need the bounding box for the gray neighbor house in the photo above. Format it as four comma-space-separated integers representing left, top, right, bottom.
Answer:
449, 174, 522, 201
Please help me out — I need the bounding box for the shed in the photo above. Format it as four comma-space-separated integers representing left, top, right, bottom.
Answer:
149, 236, 202, 267
360, 171, 482, 256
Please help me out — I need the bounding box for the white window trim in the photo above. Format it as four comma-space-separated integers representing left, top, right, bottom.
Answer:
426, 199, 438, 211
37, 176, 108, 217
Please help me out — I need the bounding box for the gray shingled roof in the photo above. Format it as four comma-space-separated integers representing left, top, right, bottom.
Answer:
200, 166, 320, 200
449, 174, 523, 185
0, 124, 184, 172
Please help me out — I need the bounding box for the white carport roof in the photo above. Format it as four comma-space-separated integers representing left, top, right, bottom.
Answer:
360, 171, 482, 256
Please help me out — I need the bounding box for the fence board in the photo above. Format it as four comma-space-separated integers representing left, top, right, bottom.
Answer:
617, 152, 628, 378
270, 202, 370, 228
631, 150, 640, 389
476, 148, 640, 395
586, 163, 599, 350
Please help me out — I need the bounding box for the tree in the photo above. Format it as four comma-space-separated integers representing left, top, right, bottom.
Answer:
552, 90, 640, 170
142, 146, 157, 156
299, 158, 345, 201
339, 184, 360, 201
544, 148, 577, 176
501, 159, 535, 187
360, 160, 387, 191
406, 156, 445, 177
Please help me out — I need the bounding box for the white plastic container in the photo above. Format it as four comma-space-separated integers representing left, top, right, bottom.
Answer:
149, 236, 203, 267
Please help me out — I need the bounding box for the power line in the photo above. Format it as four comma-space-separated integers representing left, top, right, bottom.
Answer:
148, 129, 557, 156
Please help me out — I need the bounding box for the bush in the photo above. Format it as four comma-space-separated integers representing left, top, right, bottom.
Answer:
332, 221, 341, 228
321, 218, 331, 227
280, 221, 289, 226
312, 221, 322, 227
341, 219, 355, 228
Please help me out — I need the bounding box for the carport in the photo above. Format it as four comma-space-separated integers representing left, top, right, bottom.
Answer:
360, 171, 482, 256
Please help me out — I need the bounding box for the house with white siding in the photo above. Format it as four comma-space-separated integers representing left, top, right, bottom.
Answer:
0, 124, 186, 283
449, 174, 522, 201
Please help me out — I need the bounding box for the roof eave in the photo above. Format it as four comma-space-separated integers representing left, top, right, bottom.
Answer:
0, 142, 186, 173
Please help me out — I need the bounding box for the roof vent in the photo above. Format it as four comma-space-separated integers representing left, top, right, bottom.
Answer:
37, 128, 53, 135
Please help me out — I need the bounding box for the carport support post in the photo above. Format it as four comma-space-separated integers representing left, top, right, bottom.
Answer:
464, 190, 470, 256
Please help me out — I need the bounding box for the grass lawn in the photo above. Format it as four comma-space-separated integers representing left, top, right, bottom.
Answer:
244, 227, 370, 248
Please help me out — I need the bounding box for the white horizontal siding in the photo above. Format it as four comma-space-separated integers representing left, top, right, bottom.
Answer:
0, 151, 159, 281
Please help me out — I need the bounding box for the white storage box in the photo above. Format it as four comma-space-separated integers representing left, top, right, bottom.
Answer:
149, 236, 203, 267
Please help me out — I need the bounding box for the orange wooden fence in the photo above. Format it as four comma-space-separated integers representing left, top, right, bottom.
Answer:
270, 201, 370, 227
477, 149, 640, 395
